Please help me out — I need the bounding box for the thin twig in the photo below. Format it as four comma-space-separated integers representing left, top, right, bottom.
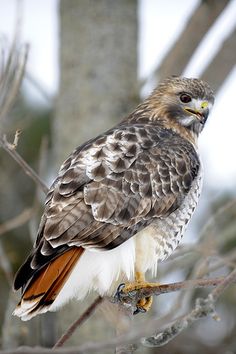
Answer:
0, 0, 27, 121
0, 42, 29, 121
199, 197, 236, 241
116, 275, 232, 306
0, 267, 235, 354
53, 296, 104, 349
1, 45, 29, 120
142, 268, 236, 347
211, 267, 236, 301
0, 134, 49, 194
52, 274, 234, 350
0, 241, 13, 285
12, 128, 21, 148
25, 71, 53, 103
0, 207, 33, 236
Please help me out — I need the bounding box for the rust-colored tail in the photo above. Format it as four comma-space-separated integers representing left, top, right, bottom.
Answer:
13, 247, 84, 321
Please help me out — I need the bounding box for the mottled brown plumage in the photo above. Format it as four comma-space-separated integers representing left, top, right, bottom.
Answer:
13, 77, 214, 320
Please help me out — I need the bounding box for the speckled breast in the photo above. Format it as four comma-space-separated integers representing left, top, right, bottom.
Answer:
150, 168, 203, 262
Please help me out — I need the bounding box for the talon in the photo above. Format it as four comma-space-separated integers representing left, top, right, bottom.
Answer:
134, 296, 153, 315
133, 307, 141, 315
114, 271, 158, 314
134, 306, 146, 315
114, 283, 125, 301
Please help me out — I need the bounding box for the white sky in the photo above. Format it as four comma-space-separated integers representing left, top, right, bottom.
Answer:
0, 0, 236, 192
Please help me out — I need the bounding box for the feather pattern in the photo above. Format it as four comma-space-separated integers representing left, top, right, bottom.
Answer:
13, 77, 214, 320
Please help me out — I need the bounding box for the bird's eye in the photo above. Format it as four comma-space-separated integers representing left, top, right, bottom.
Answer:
180, 94, 192, 103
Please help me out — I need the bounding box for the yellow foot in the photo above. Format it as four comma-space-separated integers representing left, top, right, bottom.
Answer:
135, 293, 153, 315
116, 280, 159, 315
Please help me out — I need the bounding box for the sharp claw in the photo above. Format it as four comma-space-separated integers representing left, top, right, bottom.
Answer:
114, 283, 125, 301
133, 308, 140, 315
133, 306, 147, 315
115, 283, 152, 315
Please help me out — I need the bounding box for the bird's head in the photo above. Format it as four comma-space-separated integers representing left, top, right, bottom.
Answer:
149, 77, 215, 136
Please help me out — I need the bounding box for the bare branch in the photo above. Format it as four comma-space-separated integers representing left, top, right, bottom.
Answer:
146, 0, 230, 84
0, 207, 33, 283
51, 275, 235, 352
210, 266, 236, 301
12, 128, 22, 148
25, 71, 53, 103
0, 268, 235, 354
199, 197, 236, 241
0, 242, 13, 285
0, 207, 33, 236
142, 268, 236, 347
0, 43, 29, 121
116, 276, 233, 306
0, 133, 49, 194
53, 296, 104, 349
0, 270, 235, 354
201, 28, 236, 91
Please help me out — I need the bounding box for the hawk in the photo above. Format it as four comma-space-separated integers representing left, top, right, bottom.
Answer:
13, 77, 214, 320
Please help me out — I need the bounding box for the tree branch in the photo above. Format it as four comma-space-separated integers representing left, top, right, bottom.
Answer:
146, 0, 230, 84
0, 133, 49, 194
0, 271, 235, 354
0, 207, 33, 236
53, 296, 104, 349
116, 275, 233, 307
0, 270, 235, 354
0, 241, 13, 285
142, 268, 236, 347
0, 40, 29, 121
4, 271, 230, 354
53, 276, 232, 349
201, 28, 236, 91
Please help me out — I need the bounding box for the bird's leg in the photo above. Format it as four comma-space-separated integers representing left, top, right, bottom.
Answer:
118, 271, 159, 314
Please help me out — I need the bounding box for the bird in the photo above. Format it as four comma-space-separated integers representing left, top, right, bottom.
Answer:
13, 76, 214, 321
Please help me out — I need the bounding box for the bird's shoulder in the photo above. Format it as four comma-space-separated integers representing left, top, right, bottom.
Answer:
45, 121, 200, 202
42, 121, 200, 228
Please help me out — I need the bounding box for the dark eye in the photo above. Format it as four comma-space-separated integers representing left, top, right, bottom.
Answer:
180, 93, 192, 103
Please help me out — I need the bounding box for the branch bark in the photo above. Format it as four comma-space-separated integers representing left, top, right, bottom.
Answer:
0, 208, 33, 236
1, 273, 234, 353
150, 0, 230, 83
142, 268, 236, 347
0, 134, 49, 194
201, 28, 236, 91
115, 275, 234, 307
52, 275, 231, 349
53, 297, 104, 349
0, 41, 28, 122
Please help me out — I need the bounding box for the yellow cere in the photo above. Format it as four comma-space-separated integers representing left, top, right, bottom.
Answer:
201, 101, 208, 109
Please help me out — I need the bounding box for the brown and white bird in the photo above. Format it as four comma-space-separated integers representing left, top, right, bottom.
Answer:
13, 77, 214, 320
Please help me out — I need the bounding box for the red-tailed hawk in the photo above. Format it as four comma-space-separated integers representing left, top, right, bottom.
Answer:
13, 77, 214, 320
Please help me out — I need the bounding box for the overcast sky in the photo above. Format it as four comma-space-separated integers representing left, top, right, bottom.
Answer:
0, 0, 236, 194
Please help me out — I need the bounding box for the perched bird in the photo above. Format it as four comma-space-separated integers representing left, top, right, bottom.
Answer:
13, 77, 214, 320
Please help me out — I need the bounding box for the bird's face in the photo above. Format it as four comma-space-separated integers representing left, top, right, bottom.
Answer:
176, 91, 213, 134
152, 77, 215, 136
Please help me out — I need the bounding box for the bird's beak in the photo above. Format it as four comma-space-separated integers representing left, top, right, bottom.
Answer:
184, 101, 209, 124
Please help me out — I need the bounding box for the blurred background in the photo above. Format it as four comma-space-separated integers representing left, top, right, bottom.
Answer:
0, 0, 235, 353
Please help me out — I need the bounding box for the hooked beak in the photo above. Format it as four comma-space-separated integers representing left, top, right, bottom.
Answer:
184, 101, 209, 124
